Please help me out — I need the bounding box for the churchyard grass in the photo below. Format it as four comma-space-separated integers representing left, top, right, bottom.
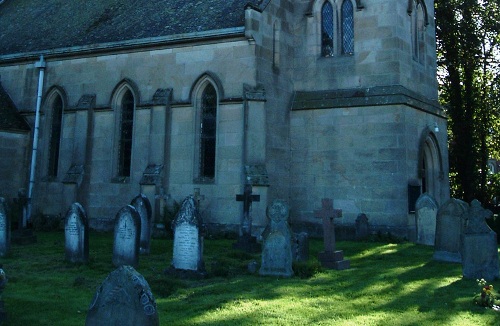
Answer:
1, 231, 499, 325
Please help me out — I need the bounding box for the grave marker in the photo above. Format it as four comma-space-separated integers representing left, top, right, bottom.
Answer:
355, 213, 370, 240
415, 193, 438, 246
130, 194, 153, 254
112, 205, 141, 268
433, 198, 468, 263
64, 202, 89, 263
314, 198, 350, 270
233, 184, 261, 252
86, 265, 159, 326
0, 198, 10, 257
259, 200, 293, 277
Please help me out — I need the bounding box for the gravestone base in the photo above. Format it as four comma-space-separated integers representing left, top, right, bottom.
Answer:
433, 251, 461, 263
232, 234, 261, 253
318, 250, 350, 270
461, 232, 499, 280
11, 229, 37, 245
164, 266, 207, 279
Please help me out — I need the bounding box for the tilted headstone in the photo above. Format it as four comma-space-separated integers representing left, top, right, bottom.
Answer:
433, 198, 468, 263
112, 205, 141, 268
415, 193, 438, 246
0, 198, 10, 257
461, 200, 499, 280
171, 195, 205, 272
355, 213, 370, 240
292, 232, 309, 262
86, 265, 159, 326
64, 202, 89, 263
259, 200, 293, 277
130, 194, 153, 255
314, 198, 350, 270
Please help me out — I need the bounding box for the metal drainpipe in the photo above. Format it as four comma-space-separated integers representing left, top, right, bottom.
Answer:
26, 55, 46, 226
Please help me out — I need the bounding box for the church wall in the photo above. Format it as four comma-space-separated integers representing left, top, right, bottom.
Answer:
0, 131, 30, 200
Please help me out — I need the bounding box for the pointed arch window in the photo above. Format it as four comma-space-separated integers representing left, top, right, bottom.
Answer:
118, 89, 134, 177
341, 0, 354, 54
198, 84, 217, 181
48, 95, 63, 177
411, 0, 426, 63
321, 2, 334, 57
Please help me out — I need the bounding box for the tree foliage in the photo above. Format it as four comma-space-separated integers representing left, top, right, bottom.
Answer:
435, 0, 500, 206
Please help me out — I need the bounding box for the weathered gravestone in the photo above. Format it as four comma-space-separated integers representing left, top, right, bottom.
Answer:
314, 198, 350, 270
85, 265, 159, 326
433, 198, 468, 263
292, 232, 309, 262
233, 184, 261, 253
112, 206, 141, 268
415, 193, 438, 246
171, 196, 205, 274
130, 194, 153, 255
0, 198, 10, 257
64, 202, 89, 263
461, 199, 499, 280
259, 200, 293, 277
355, 213, 370, 240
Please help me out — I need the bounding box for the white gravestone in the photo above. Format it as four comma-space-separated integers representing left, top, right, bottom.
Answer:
415, 193, 438, 246
130, 194, 153, 255
0, 198, 10, 257
64, 202, 89, 263
112, 205, 141, 268
171, 196, 204, 272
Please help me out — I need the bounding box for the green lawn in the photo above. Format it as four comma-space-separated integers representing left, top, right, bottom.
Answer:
1, 231, 499, 325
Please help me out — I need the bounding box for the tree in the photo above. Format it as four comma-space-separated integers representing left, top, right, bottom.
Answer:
435, 0, 500, 205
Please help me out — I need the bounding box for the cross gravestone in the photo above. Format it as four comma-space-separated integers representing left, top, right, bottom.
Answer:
0, 198, 10, 257
233, 184, 261, 253
292, 232, 309, 262
64, 202, 89, 263
355, 213, 370, 240
314, 198, 350, 270
171, 195, 205, 274
85, 265, 159, 326
112, 205, 141, 268
433, 198, 468, 263
461, 199, 499, 280
130, 194, 153, 255
415, 193, 438, 246
259, 199, 293, 277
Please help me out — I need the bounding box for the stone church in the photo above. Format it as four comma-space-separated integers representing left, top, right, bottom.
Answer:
0, 0, 449, 239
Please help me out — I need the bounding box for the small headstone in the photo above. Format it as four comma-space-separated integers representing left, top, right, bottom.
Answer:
415, 193, 438, 246
171, 196, 205, 273
112, 205, 141, 268
461, 200, 499, 280
259, 200, 293, 277
314, 198, 350, 270
433, 198, 468, 263
355, 213, 369, 240
130, 194, 153, 255
85, 265, 159, 326
64, 203, 89, 263
0, 198, 10, 257
292, 232, 309, 262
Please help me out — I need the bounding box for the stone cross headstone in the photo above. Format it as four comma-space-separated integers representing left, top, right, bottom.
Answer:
86, 265, 159, 326
0, 198, 10, 257
314, 198, 350, 270
415, 193, 438, 246
433, 198, 468, 263
292, 232, 309, 262
233, 184, 261, 252
130, 194, 153, 255
171, 195, 205, 273
64, 202, 89, 263
461, 199, 499, 280
355, 213, 370, 240
259, 199, 293, 277
112, 205, 141, 268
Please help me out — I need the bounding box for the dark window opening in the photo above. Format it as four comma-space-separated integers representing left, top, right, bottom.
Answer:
199, 84, 217, 180
118, 90, 134, 177
48, 95, 63, 177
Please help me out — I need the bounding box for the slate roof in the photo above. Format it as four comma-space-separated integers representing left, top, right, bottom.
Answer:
0, 82, 30, 131
0, 0, 262, 57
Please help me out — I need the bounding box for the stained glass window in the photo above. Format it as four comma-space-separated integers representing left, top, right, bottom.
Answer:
341, 0, 354, 54
321, 2, 334, 57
